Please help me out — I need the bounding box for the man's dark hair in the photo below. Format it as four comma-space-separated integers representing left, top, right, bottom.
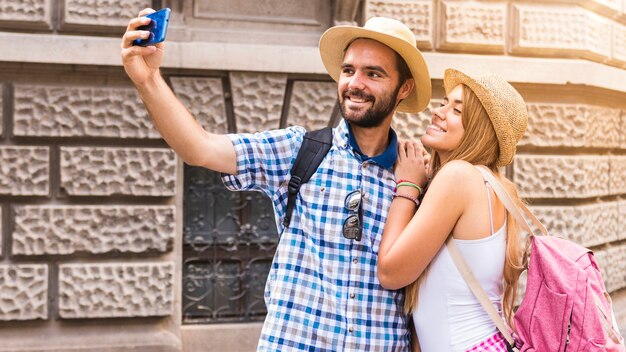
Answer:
395, 52, 412, 85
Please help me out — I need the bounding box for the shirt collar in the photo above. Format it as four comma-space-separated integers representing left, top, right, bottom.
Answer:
345, 121, 398, 170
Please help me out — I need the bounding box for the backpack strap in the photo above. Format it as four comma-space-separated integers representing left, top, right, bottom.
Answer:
474, 166, 548, 237
446, 166, 550, 348
282, 127, 333, 228
446, 236, 516, 347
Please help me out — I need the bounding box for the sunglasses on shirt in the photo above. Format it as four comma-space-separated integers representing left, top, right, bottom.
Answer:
343, 190, 363, 241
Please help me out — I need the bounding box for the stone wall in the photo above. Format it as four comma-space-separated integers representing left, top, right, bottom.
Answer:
0, 0, 624, 351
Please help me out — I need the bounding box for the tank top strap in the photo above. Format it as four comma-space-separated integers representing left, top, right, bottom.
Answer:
475, 167, 495, 236
484, 179, 495, 236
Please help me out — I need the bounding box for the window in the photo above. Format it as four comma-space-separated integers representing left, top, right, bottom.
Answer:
182, 165, 278, 323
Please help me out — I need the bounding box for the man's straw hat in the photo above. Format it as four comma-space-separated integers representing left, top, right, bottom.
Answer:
444, 69, 528, 166
319, 17, 431, 113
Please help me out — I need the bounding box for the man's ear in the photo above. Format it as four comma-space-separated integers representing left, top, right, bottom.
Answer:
398, 78, 415, 101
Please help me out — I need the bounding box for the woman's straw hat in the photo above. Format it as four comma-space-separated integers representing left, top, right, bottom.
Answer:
444, 69, 528, 166
319, 17, 431, 113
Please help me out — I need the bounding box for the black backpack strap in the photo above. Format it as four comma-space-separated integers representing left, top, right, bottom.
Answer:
283, 127, 333, 228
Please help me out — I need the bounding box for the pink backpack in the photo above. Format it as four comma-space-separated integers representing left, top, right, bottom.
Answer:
514, 235, 624, 351
447, 167, 624, 352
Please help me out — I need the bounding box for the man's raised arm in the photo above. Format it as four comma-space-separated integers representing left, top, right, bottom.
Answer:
120, 8, 237, 174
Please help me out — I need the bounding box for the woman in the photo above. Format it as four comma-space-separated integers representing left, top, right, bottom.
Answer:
377, 69, 528, 351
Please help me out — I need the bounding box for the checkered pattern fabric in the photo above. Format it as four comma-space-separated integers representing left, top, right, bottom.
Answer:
222, 120, 410, 351
465, 332, 509, 352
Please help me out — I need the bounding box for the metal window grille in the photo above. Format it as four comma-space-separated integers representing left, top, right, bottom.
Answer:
182, 165, 278, 323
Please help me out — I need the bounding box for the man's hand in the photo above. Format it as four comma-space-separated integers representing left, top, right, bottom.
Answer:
120, 8, 164, 87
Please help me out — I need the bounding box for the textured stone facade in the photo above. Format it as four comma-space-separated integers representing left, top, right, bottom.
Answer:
60, 147, 176, 196
13, 205, 175, 255
514, 155, 611, 198
62, 0, 152, 28
0, 265, 48, 321
229, 72, 287, 133
0, 0, 49, 27
14, 84, 158, 138
0, 0, 625, 351
531, 202, 620, 247
170, 77, 229, 134
58, 262, 174, 318
438, 1, 506, 52
366, 0, 433, 46
0, 147, 49, 196
520, 104, 623, 148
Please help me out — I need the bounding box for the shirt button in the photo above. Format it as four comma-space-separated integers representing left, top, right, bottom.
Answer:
350, 293, 355, 299
352, 258, 358, 264
320, 187, 325, 192
362, 163, 368, 169
349, 327, 354, 333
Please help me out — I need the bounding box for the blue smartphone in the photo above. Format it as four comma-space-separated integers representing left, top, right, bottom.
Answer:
132, 8, 171, 47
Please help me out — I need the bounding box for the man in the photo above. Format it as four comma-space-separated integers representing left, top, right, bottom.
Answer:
122, 10, 431, 351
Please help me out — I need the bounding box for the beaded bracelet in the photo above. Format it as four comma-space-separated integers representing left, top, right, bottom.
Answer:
394, 181, 422, 197
393, 193, 420, 207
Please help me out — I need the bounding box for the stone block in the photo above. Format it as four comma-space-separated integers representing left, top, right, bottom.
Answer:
58, 262, 174, 318
614, 22, 626, 63
511, 4, 611, 60
0, 264, 48, 320
595, 244, 626, 292
286, 81, 336, 131
530, 202, 619, 247
62, 0, 152, 29
622, 110, 626, 148
0, 0, 50, 29
520, 104, 585, 148
229, 72, 286, 133
521, 104, 620, 148
365, 0, 433, 46
170, 77, 228, 134
0, 147, 49, 196
617, 200, 626, 240
609, 155, 626, 195
586, 106, 622, 148
13, 205, 175, 255
13, 84, 158, 139
60, 147, 176, 196
437, 0, 506, 53
392, 100, 440, 141
514, 155, 610, 198
0, 84, 3, 136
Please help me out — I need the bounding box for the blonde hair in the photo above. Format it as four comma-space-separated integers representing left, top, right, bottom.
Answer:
404, 85, 524, 329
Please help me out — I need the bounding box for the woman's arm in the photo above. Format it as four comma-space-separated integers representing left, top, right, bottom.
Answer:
378, 160, 471, 289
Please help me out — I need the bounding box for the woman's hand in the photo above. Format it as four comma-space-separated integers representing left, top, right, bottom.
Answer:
395, 141, 428, 193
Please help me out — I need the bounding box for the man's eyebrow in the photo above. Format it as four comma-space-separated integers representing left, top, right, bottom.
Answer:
365, 65, 388, 76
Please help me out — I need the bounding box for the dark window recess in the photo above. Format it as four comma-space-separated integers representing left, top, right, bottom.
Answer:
182, 165, 278, 324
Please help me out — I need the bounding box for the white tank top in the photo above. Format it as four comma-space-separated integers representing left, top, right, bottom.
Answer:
412, 177, 507, 352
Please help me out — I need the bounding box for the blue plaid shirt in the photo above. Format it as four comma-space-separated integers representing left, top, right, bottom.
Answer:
222, 120, 409, 351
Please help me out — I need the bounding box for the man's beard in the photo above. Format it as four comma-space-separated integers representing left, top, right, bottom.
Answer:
339, 84, 401, 128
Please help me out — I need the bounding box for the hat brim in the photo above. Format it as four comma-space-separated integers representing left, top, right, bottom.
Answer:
319, 26, 431, 113
443, 69, 513, 166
